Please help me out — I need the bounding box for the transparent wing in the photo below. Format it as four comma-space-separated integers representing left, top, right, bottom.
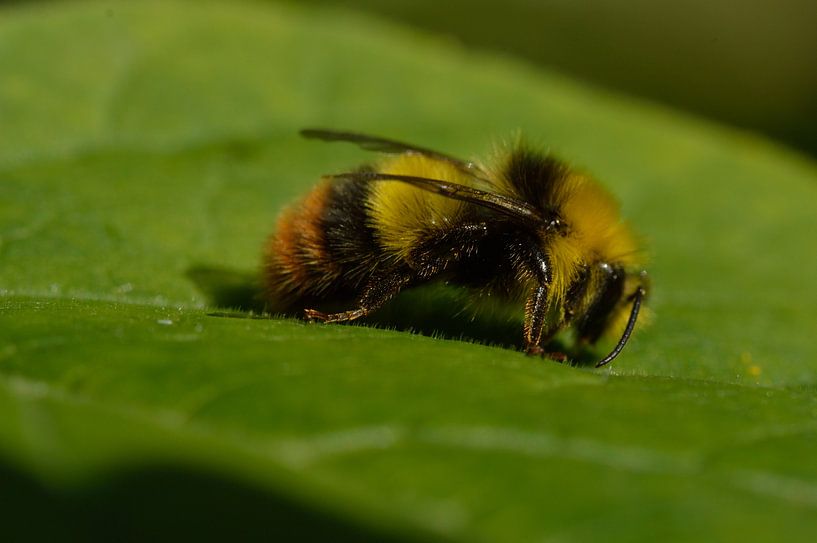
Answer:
301, 128, 489, 179
328, 171, 543, 226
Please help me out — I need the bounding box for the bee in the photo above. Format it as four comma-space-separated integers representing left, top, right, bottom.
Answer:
263, 129, 648, 367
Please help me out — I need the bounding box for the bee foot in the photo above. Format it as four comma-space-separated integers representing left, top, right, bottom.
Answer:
304, 308, 328, 322
546, 351, 568, 363
305, 308, 367, 323
525, 345, 568, 363
525, 345, 545, 357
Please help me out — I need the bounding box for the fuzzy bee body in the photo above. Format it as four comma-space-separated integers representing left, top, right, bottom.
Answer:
264, 130, 648, 366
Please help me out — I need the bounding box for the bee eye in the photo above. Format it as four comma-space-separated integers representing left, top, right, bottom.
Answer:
545, 216, 568, 236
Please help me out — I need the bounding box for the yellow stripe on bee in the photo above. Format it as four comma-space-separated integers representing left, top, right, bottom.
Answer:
559, 174, 640, 263
368, 154, 472, 258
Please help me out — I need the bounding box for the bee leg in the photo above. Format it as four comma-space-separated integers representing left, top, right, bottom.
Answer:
409, 222, 490, 277
309, 223, 488, 322
523, 293, 567, 362
521, 247, 566, 362
304, 270, 412, 323
304, 308, 366, 323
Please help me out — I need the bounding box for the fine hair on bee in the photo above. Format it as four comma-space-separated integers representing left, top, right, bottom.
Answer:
263, 129, 649, 367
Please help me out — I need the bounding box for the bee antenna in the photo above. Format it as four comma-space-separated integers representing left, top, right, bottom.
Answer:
595, 287, 645, 368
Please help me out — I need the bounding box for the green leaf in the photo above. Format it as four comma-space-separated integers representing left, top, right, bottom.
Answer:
2, 1, 817, 540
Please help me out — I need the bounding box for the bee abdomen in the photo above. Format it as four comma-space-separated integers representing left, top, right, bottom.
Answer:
263, 181, 339, 305
263, 178, 381, 310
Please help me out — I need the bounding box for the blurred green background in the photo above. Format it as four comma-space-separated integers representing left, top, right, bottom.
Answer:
8, 0, 817, 153
291, 0, 817, 156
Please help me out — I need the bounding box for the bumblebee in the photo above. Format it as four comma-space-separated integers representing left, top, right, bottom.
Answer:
263, 129, 648, 367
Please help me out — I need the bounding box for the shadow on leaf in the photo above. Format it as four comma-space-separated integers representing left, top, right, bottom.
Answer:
186, 265, 266, 313
186, 264, 596, 366
0, 457, 438, 543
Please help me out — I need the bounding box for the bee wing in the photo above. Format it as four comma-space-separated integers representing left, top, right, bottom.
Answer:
300, 129, 488, 179
329, 171, 543, 226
